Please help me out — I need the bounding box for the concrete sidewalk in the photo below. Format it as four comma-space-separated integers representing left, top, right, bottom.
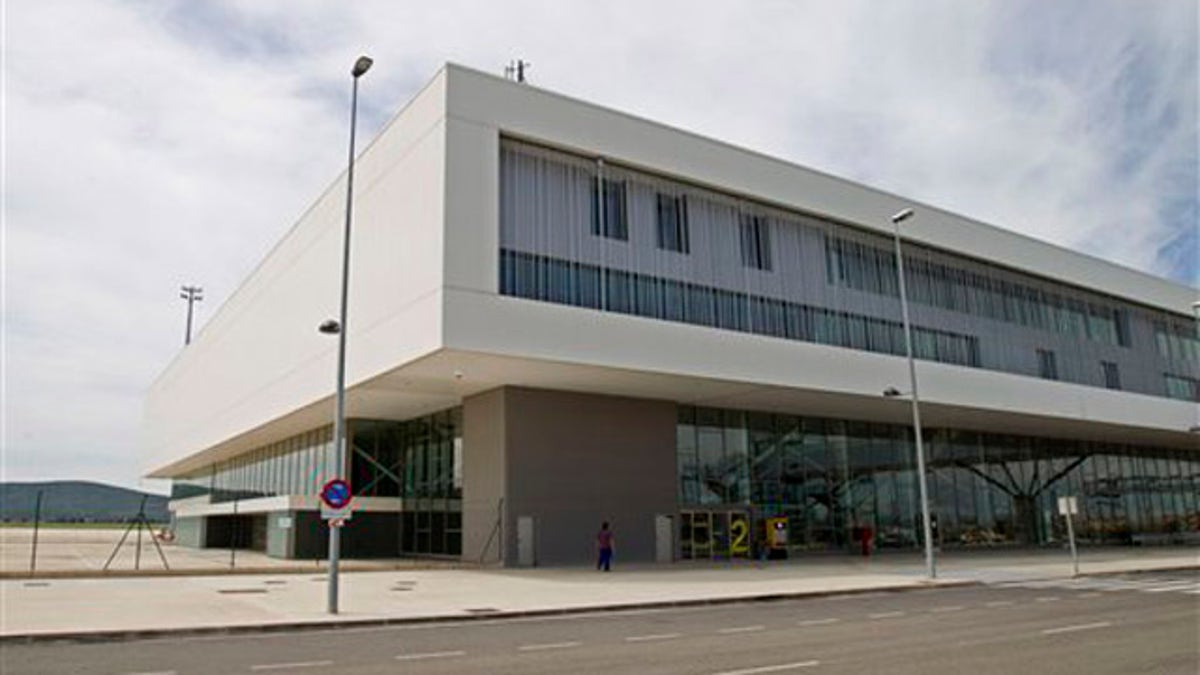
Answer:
1, 547, 1195, 641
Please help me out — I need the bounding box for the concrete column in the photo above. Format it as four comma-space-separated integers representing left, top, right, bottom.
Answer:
462, 386, 677, 566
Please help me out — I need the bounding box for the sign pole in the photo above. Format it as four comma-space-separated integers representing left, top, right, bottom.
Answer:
1065, 509, 1079, 578
1058, 496, 1079, 578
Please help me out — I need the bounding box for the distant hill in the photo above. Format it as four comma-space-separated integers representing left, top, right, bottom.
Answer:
0, 481, 169, 523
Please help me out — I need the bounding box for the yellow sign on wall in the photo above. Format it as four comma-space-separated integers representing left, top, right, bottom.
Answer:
730, 513, 750, 556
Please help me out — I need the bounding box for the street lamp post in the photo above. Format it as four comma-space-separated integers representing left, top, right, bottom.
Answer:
889, 207, 937, 580
327, 54, 373, 615
180, 285, 203, 345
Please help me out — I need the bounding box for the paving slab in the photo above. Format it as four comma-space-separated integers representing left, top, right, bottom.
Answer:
1, 547, 1194, 641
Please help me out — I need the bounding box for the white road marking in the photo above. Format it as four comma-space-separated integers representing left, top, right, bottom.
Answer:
930, 606, 964, 613
126, 671, 177, 675
1186, 589, 1200, 595
250, 661, 333, 671
1035, 596, 1060, 602
797, 618, 840, 626
1143, 583, 1199, 593
1079, 592, 1102, 598
712, 660, 820, 675
1041, 621, 1113, 636
625, 633, 682, 642
985, 600, 1014, 607
719, 625, 766, 634
395, 651, 466, 661
868, 611, 905, 619
518, 641, 582, 651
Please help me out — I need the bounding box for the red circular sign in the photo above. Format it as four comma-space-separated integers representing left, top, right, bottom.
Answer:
320, 479, 352, 509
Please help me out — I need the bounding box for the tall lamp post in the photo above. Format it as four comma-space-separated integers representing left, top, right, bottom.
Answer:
887, 207, 936, 580
180, 285, 203, 345
324, 54, 373, 615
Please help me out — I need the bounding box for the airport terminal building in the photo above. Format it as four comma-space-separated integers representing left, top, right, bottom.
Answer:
146, 64, 1200, 565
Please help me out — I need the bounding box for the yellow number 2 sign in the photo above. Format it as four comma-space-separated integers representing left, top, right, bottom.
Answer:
730, 514, 750, 557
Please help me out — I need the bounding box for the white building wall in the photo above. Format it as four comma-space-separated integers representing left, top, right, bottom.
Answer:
438, 64, 1197, 444
144, 72, 451, 477
440, 65, 1194, 315
146, 63, 1197, 480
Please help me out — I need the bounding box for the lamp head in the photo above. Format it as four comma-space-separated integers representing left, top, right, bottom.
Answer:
883, 387, 903, 398
352, 55, 373, 78
891, 208, 915, 224
318, 319, 341, 335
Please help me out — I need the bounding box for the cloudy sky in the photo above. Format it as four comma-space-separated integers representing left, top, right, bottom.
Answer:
4, 1, 1197, 493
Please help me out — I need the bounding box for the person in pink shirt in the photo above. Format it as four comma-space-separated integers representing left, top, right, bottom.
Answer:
596, 521, 615, 571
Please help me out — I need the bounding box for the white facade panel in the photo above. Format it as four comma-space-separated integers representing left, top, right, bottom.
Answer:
144, 72, 451, 476
146, 63, 1197, 482
442, 64, 1195, 316
442, 287, 1197, 442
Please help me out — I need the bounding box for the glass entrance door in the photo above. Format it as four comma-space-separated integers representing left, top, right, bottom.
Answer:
680, 510, 750, 560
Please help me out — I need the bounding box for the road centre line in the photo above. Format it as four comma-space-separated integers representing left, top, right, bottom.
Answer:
985, 600, 1014, 607
1041, 621, 1113, 636
395, 651, 466, 661
868, 611, 905, 619
625, 633, 682, 642
797, 618, 840, 626
250, 661, 333, 671
1079, 592, 1102, 598
719, 625, 766, 634
126, 671, 177, 675
712, 660, 820, 675
930, 606, 964, 613
1035, 596, 1060, 602
518, 641, 582, 651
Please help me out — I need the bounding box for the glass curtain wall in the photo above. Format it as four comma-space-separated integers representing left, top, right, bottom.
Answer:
499, 138, 1199, 400
171, 426, 337, 502
678, 405, 1200, 553
171, 409, 464, 557
354, 409, 463, 556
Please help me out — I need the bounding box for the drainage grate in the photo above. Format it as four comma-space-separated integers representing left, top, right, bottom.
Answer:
465, 608, 500, 614
218, 588, 269, 595
22, 582, 51, 588
263, 580, 288, 585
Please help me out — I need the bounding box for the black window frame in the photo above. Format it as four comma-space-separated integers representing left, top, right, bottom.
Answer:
1037, 348, 1059, 381
655, 192, 690, 253
590, 177, 628, 241
739, 214, 772, 271
1101, 361, 1121, 390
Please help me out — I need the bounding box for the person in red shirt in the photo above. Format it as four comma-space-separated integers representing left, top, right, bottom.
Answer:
596, 521, 615, 571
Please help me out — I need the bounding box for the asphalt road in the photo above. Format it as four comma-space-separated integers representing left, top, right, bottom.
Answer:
4, 571, 1197, 674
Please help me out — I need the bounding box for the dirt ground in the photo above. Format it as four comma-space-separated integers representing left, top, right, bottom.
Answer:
0, 526, 455, 577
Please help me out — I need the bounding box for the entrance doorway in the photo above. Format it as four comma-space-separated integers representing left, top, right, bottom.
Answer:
680, 510, 751, 560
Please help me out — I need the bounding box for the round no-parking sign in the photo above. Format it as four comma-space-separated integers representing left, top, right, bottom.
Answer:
320, 478, 353, 510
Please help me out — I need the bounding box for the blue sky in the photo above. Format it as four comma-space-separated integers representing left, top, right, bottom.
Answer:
3, 0, 1197, 491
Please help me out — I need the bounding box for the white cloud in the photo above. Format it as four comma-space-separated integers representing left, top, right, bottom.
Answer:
3, 0, 1196, 491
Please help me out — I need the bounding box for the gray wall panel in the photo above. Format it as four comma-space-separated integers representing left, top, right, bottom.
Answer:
502, 388, 677, 566
463, 389, 508, 564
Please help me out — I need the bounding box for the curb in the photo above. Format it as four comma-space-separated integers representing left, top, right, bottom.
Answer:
0, 579, 975, 644
992, 563, 1200, 584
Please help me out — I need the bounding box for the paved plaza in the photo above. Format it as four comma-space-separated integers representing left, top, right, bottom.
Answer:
0, 535, 1194, 641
